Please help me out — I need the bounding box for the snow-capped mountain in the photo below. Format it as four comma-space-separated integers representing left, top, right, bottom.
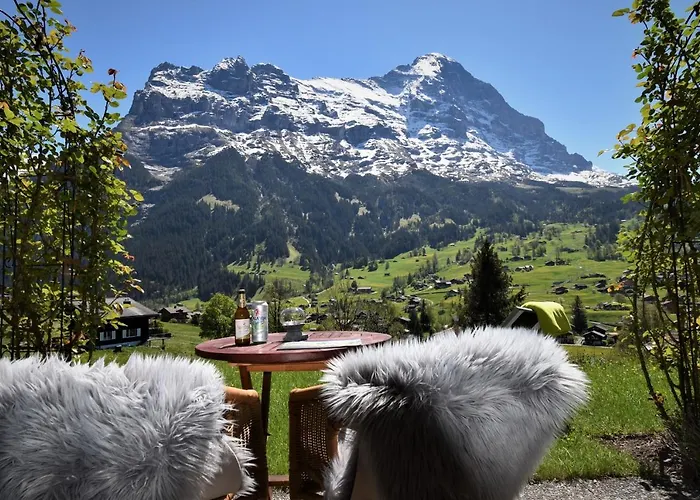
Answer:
120, 53, 628, 187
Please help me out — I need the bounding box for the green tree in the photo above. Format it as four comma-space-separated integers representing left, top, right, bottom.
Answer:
408, 309, 421, 338
358, 300, 397, 334
571, 295, 588, 334
263, 278, 296, 333
199, 293, 236, 339
0, 1, 142, 359
326, 282, 363, 331
388, 321, 405, 338
460, 239, 525, 328
419, 300, 433, 336
611, 0, 700, 482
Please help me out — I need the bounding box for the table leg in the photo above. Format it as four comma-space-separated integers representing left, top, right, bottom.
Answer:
237, 366, 274, 498
261, 371, 272, 437
238, 366, 253, 390
238, 367, 272, 438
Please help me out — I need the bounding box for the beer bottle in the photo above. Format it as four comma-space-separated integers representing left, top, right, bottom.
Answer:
234, 288, 251, 346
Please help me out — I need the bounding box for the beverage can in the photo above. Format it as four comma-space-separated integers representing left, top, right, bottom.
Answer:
248, 301, 269, 343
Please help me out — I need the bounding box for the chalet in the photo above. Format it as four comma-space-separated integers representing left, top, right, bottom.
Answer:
451, 278, 466, 285
662, 299, 678, 314
545, 260, 556, 267
594, 302, 630, 311
643, 294, 658, 304
355, 286, 373, 294
445, 289, 460, 298
159, 304, 191, 323
98, 297, 159, 349
573, 284, 588, 290
434, 280, 451, 289
582, 326, 608, 346
553, 286, 569, 295
618, 277, 635, 289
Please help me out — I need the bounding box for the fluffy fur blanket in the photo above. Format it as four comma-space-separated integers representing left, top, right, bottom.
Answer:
0, 354, 254, 500
321, 327, 589, 500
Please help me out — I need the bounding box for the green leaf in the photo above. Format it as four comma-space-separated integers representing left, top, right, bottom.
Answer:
612, 8, 630, 16
59, 117, 77, 133
131, 190, 144, 202
1, 104, 16, 120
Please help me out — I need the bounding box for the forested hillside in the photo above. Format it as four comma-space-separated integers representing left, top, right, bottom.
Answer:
125, 148, 637, 300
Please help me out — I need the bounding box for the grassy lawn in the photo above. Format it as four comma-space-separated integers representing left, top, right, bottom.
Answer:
535, 347, 666, 480
83, 322, 665, 479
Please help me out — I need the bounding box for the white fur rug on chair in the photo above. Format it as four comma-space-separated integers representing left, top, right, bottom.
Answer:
321, 326, 589, 500
0, 354, 254, 500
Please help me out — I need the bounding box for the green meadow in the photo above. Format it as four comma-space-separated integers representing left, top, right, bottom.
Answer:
170, 223, 630, 328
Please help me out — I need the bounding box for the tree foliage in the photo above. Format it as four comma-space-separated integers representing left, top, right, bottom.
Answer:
199, 293, 236, 339
126, 147, 638, 299
612, 0, 700, 481
263, 278, 297, 333
571, 295, 588, 334
419, 300, 433, 337
459, 239, 525, 328
0, 1, 142, 358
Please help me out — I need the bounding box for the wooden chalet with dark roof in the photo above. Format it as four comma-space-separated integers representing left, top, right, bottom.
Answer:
98, 297, 159, 349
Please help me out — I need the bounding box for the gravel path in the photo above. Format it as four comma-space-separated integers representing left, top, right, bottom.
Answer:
270, 477, 700, 499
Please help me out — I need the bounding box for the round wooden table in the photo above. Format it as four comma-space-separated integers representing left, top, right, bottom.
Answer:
195, 330, 391, 484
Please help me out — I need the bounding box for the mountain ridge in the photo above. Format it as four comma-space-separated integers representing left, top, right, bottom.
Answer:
119, 53, 629, 188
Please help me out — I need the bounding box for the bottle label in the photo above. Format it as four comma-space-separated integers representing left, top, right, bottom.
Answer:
235, 319, 250, 339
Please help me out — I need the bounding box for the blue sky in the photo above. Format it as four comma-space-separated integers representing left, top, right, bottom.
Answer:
49, 0, 658, 173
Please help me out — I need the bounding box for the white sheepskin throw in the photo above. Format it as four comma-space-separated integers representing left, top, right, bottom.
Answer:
0, 354, 254, 500
321, 327, 589, 500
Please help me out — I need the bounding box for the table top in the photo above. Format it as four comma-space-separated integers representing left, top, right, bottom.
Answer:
195, 331, 391, 365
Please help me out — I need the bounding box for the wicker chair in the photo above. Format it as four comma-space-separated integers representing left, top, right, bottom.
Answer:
222, 387, 271, 500
289, 385, 340, 500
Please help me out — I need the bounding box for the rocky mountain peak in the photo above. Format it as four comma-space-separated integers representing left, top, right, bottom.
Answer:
409, 52, 459, 77
120, 54, 629, 187
206, 56, 252, 94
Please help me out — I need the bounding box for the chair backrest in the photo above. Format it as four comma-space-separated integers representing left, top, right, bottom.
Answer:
0, 354, 254, 500
320, 326, 590, 500
288, 385, 340, 500
223, 386, 270, 500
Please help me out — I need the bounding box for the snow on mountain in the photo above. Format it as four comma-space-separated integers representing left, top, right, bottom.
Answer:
120, 54, 629, 187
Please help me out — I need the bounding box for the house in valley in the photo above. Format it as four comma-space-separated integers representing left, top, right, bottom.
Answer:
159, 303, 191, 323
582, 327, 608, 346
98, 297, 159, 349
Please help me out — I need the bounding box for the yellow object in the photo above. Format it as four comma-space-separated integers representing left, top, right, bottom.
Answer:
522, 301, 572, 336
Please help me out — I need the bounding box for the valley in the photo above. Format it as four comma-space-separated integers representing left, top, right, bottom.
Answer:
175, 222, 633, 334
